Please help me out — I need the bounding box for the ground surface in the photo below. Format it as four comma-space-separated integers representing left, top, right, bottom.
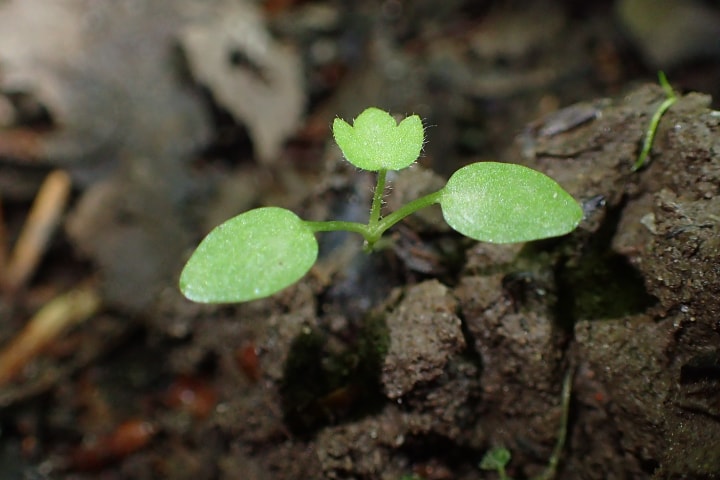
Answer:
0, 1, 719, 479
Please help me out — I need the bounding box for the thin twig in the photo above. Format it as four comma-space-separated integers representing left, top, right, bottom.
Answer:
0, 194, 7, 274
0, 285, 101, 386
3, 169, 72, 292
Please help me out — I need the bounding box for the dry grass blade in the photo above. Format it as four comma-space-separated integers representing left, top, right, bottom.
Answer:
3, 169, 71, 292
0, 194, 7, 274
0, 285, 101, 386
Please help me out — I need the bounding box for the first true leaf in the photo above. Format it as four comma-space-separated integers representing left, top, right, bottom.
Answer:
333, 107, 424, 171
179, 207, 318, 303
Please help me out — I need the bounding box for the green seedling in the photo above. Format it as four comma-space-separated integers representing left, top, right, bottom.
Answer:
480, 447, 512, 480
180, 107, 583, 304
479, 369, 574, 480
632, 71, 677, 171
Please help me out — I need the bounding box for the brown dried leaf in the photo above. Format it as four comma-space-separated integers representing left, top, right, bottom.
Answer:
180, 1, 305, 162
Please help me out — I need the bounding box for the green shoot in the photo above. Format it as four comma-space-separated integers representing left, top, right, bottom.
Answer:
535, 368, 574, 480
632, 71, 677, 171
480, 447, 511, 480
179, 107, 583, 304
478, 369, 574, 480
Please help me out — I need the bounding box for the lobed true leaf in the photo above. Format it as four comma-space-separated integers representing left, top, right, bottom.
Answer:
332, 107, 423, 171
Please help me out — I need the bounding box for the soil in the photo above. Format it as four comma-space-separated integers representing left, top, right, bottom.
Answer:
0, 1, 719, 479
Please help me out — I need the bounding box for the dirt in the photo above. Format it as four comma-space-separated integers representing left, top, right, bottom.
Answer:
1, 1, 719, 479
508, 84, 720, 479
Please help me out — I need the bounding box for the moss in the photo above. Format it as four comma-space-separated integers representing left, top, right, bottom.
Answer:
279, 314, 389, 434
556, 250, 656, 321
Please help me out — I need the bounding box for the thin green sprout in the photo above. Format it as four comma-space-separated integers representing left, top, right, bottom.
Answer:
632, 71, 677, 171
535, 368, 574, 480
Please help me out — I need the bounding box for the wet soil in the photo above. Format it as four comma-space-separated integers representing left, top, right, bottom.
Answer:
0, 1, 719, 479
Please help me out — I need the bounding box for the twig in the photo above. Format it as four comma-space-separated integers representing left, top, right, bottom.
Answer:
0, 194, 7, 274
0, 285, 101, 386
3, 169, 72, 292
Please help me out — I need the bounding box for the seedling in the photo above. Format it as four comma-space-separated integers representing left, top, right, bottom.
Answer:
180, 107, 583, 303
480, 447, 512, 480
632, 71, 677, 171
479, 369, 574, 480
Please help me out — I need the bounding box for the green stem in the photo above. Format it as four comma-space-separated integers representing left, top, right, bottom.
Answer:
302, 188, 444, 250
632, 71, 677, 171
534, 368, 573, 480
372, 189, 443, 239
302, 220, 369, 237
369, 169, 387, 227
499, 466, 509, 480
